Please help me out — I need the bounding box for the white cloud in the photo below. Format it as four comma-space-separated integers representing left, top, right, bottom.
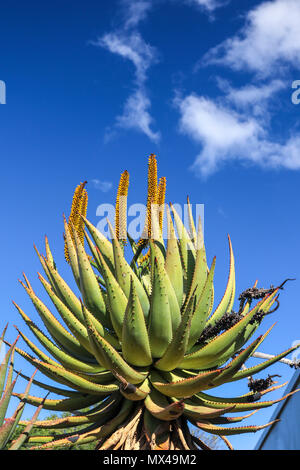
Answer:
175, 93, 300, 176
216, 78, 286, 116
95, 26, 159, 142
122, 0, 152, 29
186, 0, 228, 11
116, 89, 160, 142
204, 0, 300, 76
98, 32, 157, 84
91, 180, 113, 192
218, 79, 285, 108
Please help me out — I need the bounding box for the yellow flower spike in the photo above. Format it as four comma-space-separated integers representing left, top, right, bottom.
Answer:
138, 154, 158, 248
137, 157, 166, 265
157, 176, 166, 233
64, 181, 88, 263
147, 153, 158, 239
115, 170, 129, 244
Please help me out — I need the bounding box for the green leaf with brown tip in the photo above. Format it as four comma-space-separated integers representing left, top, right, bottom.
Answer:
82, 216, 115, 273
229, 345, 299, 382
82, 305, 148, 384
150, 240, 181, 334
14, 316, 104, 374
0, 372, 20, 427
183, 402, 235, 421
164, 208, 184, 308
187, 256, 216, 350
38, 274, 119, 352
179, 295, 272, 370
29, 398, 133, 450
26, 358, 118, 395
206, 235, 235, 327
15, 370, 79, 398
72, 226, 110, 328
20, 393, 121, 430
108, 219, 150, 318
193, 419, 279, 436
119, 378, 151, 401
122, 279, 152, 367
189, 389, 300, 412
154, 289, 196, 371
19, 282, 91, 359
63, 215, 80, 287
182, 216, 208, 313
150, 368, 222, 398
145, 388, 184, 421
9, 393, 48, 450
0, 418, 16, 449
211, 334, 265, 386
13, 393, 102, 412
0, 336, 19, 398
96, 247, 128, 340
147, 257, 172, 359
214, 290, 280, 367
170, 203, 195, 291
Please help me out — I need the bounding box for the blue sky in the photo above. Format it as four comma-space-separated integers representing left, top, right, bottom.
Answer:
1, 0, 300, 450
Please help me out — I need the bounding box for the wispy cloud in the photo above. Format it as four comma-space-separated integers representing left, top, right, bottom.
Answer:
203, 0, 300, 76
94, 1, 159, 142
175, 93, 300, 177
185, 0, 228, 12
116, 89, 160, 142
216, 78, 286, 116
98, 31, 158, 85
91, 179, 113, 192
121, 0, 153, 29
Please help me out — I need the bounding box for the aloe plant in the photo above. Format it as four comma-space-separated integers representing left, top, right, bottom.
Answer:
0, 325, 45, 450
11, 155, 299, 450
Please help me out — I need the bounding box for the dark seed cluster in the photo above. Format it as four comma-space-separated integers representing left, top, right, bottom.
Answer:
197, 312, 243, 344
246, 392, 262, 403
249, 310, 266, 325
238, 278, 294, 313
248, 375, 279, 393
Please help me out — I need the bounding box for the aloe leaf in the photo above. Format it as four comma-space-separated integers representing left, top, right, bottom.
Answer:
0, 372, 20, 427
19, 279, 90, 359
96, 247, 128, 340
145, 388, 184, 421
193, 419, 279, 436
150, 240, 181, 334
147, 258, 172, 359
211, 334, 264, 386
29, 398, 133, 450
150, 369, 222, 398
206, 235, 235, 327
72, 226, 110, 329
154, 288, 196, 371
108, 220, 150, 318
187, 256, 216, 349
0, 418, 16, 449
82, 216, 115, 273
122, 278, 152, 367
9, 393, 49, 450
0, 336, 19, 399
63, 215, 80, 287
183, 402, 235, 421
170, 203, 195, 284
82, 305, 148, 384
13, 392, 102, 412
229, 345, 299, 382
179, 294, 273, 370
164, 208, 184, 308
